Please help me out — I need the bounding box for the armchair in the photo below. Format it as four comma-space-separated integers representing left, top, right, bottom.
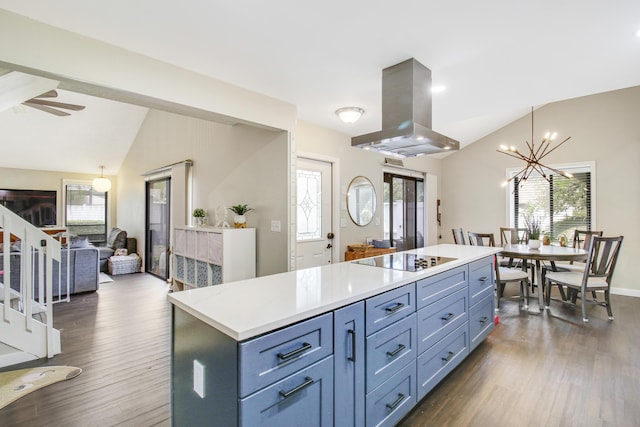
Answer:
97, 228, 127, 272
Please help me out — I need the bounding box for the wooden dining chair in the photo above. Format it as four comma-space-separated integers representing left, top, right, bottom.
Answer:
545, 235, 623, 322
452, 228, 466, 245
468, 232, 531, 309
543, 229, 603, 300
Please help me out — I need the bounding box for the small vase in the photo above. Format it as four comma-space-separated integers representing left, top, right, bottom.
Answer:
234, 214, 247, 228
528, 239, 541, 249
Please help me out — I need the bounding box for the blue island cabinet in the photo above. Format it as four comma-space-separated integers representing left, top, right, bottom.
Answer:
171, 255, 496, 427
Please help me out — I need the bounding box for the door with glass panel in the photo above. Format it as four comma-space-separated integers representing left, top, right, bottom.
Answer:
383, 172, 424, 251
296, 158, 333, 269
146, 177, 171, 280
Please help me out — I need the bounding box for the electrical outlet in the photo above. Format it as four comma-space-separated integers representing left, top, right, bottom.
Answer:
193, 360, 205, 398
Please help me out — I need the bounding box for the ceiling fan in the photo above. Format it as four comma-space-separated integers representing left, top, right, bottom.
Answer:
21, 90, 86, 117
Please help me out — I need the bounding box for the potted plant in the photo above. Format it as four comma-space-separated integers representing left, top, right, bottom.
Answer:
228, 204, 253, 228
524, 215, 542, 249
193, 208, 206, 226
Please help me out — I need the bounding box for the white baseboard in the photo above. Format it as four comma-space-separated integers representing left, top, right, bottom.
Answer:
611, 287, 640, 298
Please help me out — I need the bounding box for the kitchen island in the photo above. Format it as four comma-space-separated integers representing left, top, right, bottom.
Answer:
168, 244, 500, 426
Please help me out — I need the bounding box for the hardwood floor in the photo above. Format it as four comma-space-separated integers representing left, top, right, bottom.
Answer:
1, 275, 639, 426
0, 273, 172, 426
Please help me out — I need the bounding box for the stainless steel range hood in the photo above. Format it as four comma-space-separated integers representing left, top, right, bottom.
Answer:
352, 58, 459, 157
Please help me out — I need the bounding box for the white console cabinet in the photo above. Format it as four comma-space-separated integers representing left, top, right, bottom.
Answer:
172, 226, 256, 291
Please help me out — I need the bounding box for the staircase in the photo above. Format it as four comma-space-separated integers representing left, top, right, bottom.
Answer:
0, 205, 62, 368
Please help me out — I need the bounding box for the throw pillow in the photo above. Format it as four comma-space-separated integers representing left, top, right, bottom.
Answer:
70, 236, 89, 249
114, 248, 128, 256
106, 228, 127, 250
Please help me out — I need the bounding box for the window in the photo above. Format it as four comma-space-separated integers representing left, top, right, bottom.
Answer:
65, 183, 107, 243
509, 163, 594, 240
296, 168, 322, 241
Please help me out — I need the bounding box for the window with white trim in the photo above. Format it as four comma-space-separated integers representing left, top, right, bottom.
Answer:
65, 183, 108, 243
508, 163, 594, 241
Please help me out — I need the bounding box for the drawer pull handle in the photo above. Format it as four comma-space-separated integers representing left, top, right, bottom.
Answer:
386, 343, 406, 357
441, 312, 454, 321
279, 376, 314, 399
347, 329, 357, 362
478, 276, 489, 282
479, 316, 489, 324
441, 351, 455, 363
385, 393, 405, 410
277, 342, 312, 361
385, 302, 405, 313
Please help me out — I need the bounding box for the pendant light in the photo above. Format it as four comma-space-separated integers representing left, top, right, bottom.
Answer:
92, 165, 112, 192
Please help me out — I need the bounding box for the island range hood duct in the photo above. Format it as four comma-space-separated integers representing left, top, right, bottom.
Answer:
352, 58, 459, 157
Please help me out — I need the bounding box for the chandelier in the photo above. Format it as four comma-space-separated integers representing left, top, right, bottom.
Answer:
497, 107, 573, 187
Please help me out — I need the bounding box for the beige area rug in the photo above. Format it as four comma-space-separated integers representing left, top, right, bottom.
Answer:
0, 366, 82, 410
99, 272, 113, 283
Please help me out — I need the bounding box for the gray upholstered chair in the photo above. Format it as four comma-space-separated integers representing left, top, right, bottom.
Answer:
545, 235, 623, 322
468, 232, 531, 309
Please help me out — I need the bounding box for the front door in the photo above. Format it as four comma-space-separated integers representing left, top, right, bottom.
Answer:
296, 158, 333, 269
145, 177, 171, 280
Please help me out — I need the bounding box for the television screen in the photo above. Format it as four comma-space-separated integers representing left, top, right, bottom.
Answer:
0, 189, 57, 228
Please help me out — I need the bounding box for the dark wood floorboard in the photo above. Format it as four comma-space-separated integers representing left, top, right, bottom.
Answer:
0, 273, 172, 427
400, 288, 640, 427
1, 276, 639, 426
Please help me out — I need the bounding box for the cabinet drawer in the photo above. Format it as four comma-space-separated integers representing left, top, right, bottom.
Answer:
416, 322, 469, 400
365, 283, 415, 335
239, 313, 333, 397
470, 293, 495, 351
366, 313, 416, 393
365, 360, 417, 427
240, 356, 334, 427
417, 287, 468, 355
469, 256, 494, 306
416, 265, 467, 309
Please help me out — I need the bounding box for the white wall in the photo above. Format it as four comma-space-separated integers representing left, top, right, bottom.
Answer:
295, 120, 443, 260
117, 110, 289, 277
441, 86, 640, 295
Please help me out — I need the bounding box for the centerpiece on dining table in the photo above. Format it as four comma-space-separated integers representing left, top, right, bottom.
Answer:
524, 215, 542, 249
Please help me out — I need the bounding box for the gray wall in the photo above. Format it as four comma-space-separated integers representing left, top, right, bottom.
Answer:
441, 86, 640, 295
117, 109, 289, 277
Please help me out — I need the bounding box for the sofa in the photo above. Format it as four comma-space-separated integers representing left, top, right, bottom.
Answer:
0, 245, 100, 298
97, 228, 128, 273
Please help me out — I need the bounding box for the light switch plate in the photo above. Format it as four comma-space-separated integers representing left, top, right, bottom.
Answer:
194, 360, 205, 398
271, 220, 281, 232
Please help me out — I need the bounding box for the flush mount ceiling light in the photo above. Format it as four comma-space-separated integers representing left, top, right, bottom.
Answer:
497, 107, 573, 187
335, 107, 364, 123
431, 85, 447, 93
92, 165, 112, 192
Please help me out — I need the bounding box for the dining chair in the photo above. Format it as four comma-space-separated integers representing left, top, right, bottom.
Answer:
468, 232, 531, 309
452, 228, 467, 245
543, 229, 603, 300
545, 235, 623, 322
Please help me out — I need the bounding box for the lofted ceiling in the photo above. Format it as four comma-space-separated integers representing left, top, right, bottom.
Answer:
1, 1, 640, 174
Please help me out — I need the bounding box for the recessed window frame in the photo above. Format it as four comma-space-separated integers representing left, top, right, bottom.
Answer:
62, 179, 109, 243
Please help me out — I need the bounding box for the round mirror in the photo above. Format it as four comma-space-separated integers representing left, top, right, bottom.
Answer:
347, 176, 376, 226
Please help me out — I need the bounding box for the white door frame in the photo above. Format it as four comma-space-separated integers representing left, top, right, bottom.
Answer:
295, 152, 340, 267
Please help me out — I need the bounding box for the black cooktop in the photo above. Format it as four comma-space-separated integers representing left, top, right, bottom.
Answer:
353, 253, 457, 272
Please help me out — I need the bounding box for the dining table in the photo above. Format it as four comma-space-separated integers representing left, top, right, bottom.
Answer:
500, 244, 589, 310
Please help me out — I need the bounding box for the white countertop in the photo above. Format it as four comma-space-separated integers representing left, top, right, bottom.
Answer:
167, 244, 500, 341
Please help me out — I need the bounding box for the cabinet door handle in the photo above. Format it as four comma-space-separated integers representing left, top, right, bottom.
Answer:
479, 316, 489, 324
385, 302, 405, 313
441, 312, 454, 321
277, 342, 312, 361
478, 276, 489, 282
386, 343, 406, 357
385, 393, 405, 410
347, 329, 356, 362
279, 376, 314, 399
441, 351, 455, 363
